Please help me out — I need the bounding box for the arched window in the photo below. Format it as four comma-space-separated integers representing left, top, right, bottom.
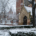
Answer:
23, 16, 27, 20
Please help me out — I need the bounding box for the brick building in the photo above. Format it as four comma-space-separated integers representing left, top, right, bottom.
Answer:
16, 0, 30, 25
16, 0, 30, 14
16, 0, 23, 14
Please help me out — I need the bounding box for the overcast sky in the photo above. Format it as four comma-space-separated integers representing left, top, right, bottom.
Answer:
6, 0, 16, 13
0, 0, 16, 13
0, 0, 35, 15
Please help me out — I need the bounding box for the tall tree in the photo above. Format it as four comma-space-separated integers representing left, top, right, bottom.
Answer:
0, 0, 10, 20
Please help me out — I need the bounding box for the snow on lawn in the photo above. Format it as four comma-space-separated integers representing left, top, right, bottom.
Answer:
0, 28, 36, 36
9, 28, 36, 34
0, 30, 10, 36
4, 32, 11, 36
0, 25, 12, 27
0, 30, 5, 36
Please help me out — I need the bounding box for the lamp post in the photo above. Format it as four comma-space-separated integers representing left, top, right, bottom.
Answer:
28, 0, 36, 27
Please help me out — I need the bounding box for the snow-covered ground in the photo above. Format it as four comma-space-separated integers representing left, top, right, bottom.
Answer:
0, 25, 12, 27
9, 28, 36, 34
0, 30, 10, 36
0, 28, 36, 36
0, 25, 33, 27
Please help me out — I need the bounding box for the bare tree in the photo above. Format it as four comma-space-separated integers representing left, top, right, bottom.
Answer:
0, 0, 10, 20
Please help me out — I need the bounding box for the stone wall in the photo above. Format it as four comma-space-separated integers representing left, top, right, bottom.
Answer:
16, 0, 30, 25
19, 7, 30, 25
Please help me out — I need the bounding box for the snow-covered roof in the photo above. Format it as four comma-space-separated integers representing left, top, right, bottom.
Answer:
24, 6, 32, 15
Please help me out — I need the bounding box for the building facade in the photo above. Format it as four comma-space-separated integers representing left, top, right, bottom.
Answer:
16, 0, 30, 25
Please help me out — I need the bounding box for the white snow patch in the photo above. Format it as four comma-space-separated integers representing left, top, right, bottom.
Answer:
24, 6, 36, 15
24, 6, 32, 15
9, 28, 36, 34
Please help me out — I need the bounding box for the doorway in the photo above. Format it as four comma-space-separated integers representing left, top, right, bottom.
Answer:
23, 16, 27, 25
